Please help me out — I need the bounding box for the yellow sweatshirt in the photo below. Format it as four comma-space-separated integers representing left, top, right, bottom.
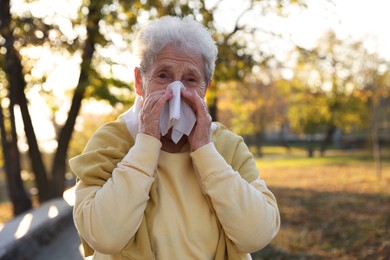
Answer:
69, 119, 280, 259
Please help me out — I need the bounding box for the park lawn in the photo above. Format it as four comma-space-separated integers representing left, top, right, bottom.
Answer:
252, 151, 390, 259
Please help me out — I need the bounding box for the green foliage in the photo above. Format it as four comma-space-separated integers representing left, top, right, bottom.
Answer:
288, 91, 330, 135
219, 78, 287, 137
8, 0, 389, 202
286, 31, 390, 138
84, 67, 134, 106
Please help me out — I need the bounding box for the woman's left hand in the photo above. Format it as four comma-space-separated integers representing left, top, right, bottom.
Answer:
181, 88, 212, 152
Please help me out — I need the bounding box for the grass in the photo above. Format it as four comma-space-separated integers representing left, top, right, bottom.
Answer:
252, 147, 390, 259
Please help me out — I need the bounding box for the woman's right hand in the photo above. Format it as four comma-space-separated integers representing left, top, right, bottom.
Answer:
138, 88, 173, 140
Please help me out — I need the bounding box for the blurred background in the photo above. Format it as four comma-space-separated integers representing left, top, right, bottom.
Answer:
0, 0, 389, 259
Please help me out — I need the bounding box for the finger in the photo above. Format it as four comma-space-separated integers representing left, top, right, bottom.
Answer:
152, 88, 173, 112
180, 88, 195, 110
143, 89, 168, 107
138, 89, 173, 138
143, 89, 173, 112
190, 91, 208, 117
181, 88, 205, 114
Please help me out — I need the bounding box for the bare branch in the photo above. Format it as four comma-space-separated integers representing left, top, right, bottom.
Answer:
224, 2, 254, 42
208, 0, 223, 13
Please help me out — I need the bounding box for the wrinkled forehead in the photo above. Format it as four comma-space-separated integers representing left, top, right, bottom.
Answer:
155, 44, 206, 76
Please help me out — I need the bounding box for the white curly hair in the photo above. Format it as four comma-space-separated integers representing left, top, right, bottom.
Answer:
133, 15, 218, 83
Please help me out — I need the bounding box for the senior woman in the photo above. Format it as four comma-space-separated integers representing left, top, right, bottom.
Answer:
70, 15, 280, 259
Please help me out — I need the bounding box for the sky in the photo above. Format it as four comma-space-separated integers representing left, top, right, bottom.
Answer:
9, 0, 390, 151
212, 0, 390, 60
289, 0, 390, 59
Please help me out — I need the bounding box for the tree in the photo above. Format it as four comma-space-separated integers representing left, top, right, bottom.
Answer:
49, 0, 109, 197
1, 0, 308, 216
290, 31, 375, 156
218, 72, 288, 156
287, 87, 330, 157
0, 0, 33, 214
0, 0, 133, 208
357, 50, 390, 179
0, 93, 33, 215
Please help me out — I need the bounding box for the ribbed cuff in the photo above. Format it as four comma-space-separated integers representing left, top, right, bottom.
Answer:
122, 133, 162, 177
190, 142, 229, 181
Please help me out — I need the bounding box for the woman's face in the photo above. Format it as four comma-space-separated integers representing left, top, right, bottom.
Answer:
135, 45, 208, 98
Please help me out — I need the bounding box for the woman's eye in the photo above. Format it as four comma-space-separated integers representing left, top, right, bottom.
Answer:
184, 78, 197, 84
158, 73, 167, 79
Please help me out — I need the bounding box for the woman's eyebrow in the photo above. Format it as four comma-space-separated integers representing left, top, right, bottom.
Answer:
154, 63, 174, 71
187, 67, 202, 76
154, 62, 203, 78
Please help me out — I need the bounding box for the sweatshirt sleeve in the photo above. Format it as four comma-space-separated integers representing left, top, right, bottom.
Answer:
70, 133, 161, 255
190, 140, 280, 253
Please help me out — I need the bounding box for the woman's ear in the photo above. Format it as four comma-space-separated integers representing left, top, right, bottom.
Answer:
204, 80, 212, 95
206, 80, 212, 90
134, 67, 143, 96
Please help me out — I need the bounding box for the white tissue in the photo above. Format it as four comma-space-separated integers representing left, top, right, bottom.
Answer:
160, 81, 197, 143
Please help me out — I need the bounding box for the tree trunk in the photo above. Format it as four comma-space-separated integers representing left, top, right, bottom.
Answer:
279, 122, 291, 153
369, 84, 382, 180
254, 131, 263, 157
50, 0, 104, 196
17, 87, 51, 202
50, 87, 86, 197
0, 101, 32, 216
209, 95, 218, 122
320, 124, 336, 156
2, 25, 50, 203
307, 135, 315, 158
0, 0, 50, 203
